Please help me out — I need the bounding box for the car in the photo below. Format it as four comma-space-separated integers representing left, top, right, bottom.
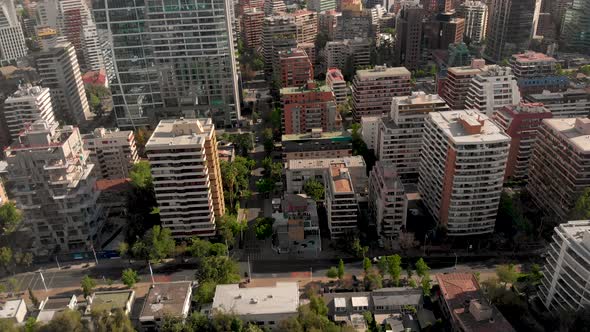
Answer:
255, 137, 260, 143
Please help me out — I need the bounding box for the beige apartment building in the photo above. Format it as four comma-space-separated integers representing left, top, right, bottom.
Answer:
82, 128, 139, 180
3, 84, 55, 142
326, 162, 359, 238
440, 59, 489, 110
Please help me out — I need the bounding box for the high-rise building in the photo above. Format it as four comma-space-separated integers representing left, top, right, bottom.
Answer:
35, 41, 92, 126
145, 118, 225, 239
484, 0, 542, 62
2, 85, 55, 142
4, 120, 103, 254
241, 8, 264, 49
527, 118, 590, 222
559, 0, 590, 54
368, 161, 408, 248
326, 162, 360, 238
525, 89, 590, 118
264, 0, 286, 15
292, 10, 317, 44
82, 128, 139, 180
509, 51, 568, 94
93, 0, 241, 128
285, 155, 367, 194
419, 110, 510, 236
262, 15, 297, 76
456, 1, 487, 43
425, 12, 465, 50
492, 103, 552, 180
281, 81, 340, 134
335, 9, 373, 40
326, 68, 348, 106
351, 66, 411, 121
281, 129, 352, 161
440, 59, 489, 110
539, 220, 590, 313
308, 0, 336, 12
56, 0, 92, 67
324, 38, 371, 72
278, 48, 313, 88
0, 0, 28, 63
394, 3, 424, 70
81, 19, 105, 72
465, 66, 521, 117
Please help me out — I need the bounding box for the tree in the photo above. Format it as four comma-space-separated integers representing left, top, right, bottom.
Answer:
197, 256, 240, 284
496, 264, 519, 286
90, 307, 134, 332
352, 238, 368, 258
24, 317, 39, 332
194, 280, 217, 304
406, 264, 414, 280
81, 275, 97, 298
144, 225, 176, 262
421, 273, 432, 297
129, 161, 153, 190
529, 264, 543, 285
337, 259, 345, 280
13, 251, 32, 268
38, 309, 84, 332
0, 246, 12, 273
28, 287, 40, 308
0, 319, 18, 332
256, 178, 275, 194
326, 266, 339, 278
121, 268, 139, 288
262, 128, 274, 154
408, 279, 417, 288
387, 255, 402, 286
0, 202, 23, 234
254, 217, 274, 240
309, 294, 328, 316
117, 242, 129, 260
365, 270, 383, 291
269, 108, 282, 131
188, 237, 212, 258
303, 179, 325, 202
415, 258, 430, 278
570, 188, 590, 220
377, 256, 388, 275
363, 257, 372, 273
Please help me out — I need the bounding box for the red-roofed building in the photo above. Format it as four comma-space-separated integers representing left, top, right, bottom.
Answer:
82, 69, 107, 87
436, 273, 516, 332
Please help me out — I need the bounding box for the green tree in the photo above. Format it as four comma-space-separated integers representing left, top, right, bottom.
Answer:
188, 237, 212, 258
28, 287, 40, 308
352, 238, 368, 258
81, 275, 97, 298
309, 294, 328, 316
496, 264, 519, 286
197, 256, 240, 284
326, 266, 339, 278
144, 225, 176, 262
408, 279, 417, 288
220, 156, 255, 212
529, 264, 543, 285
421, 273, 432, 297
254, 217, 274, 239
90, 307, 134, 332
570, 188, 590, 219
121, 268, 139, 288
338, 259, 345, 280
38, 309, 84, 332
377, 256, 388, 275
415, 258, 430, 278
117, 242, 129, 259
262, 128, 274, 154
303, 179, 325, 201
0, 246, 12, 273
365, 270, 383, 291
194, 280, 217, 304
129, 161, 153, 190
256, 178, 275, 194
270, 108, 282, 131
0, 319, 18, 332
387, 255, 402, 286
0, 202, 23, 234
363, 257, 372, 273
24, 317, 39, 332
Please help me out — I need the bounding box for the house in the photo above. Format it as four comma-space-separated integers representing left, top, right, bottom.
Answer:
0, 299, 27, 324
37, 295, 77, 323
86, 290, 135, 315
139, 282, 193, 331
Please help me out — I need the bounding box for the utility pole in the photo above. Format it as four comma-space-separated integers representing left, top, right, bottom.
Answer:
91, 245, 98, 265
148, 261, 155, 284
39, 271, 48, 291
55, 256, 61, 270
247, 255, 252, 282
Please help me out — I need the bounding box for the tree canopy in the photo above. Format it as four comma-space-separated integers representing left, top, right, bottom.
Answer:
129, 161, 153, 190
570, 188, 590, 220
121, 268, 139, 288
0, 202, 23, 234
81, 275, 96, 298
220, 156, 255, 213
254, 217, 274, 240
303, 179, 325, 202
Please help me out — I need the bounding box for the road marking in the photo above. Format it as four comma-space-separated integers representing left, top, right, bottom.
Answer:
47, 271, 57, 289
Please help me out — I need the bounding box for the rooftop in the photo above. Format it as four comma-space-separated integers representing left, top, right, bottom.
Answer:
393, 91, 447, 106
526, 88, 590, 100
280, 82, 332, 94
543, 118, 590, 152
511, 51, 556, 63
90, 290, 134, 312
500, 102, 550, 115
429, 110, 510, 145
0, 299, 25, 319
448, 59, 489, 75
355, 66, 411, 80
330, 163, 353, 193
83, 127, 133, 139
327, 68, 345, 82
7, 84, 48, 99
40, 296, 75, 311
146, 118, 213, 148
288, 156, 365, 170
212, 282, 299, 315
140, 282, 192, 320
95, 178, 132, 192
282, 130, 351, 141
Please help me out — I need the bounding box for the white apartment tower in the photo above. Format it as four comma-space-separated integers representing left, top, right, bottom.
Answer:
0, 0, 28, 63
368, 161, 408, 248
539, 220, 590, 313
81, 19, 105, 72
4, 120, 103, 254
465, 66, 521, 117
418, 110, 510, 236
326, 162, 359, 238
456, 1, 488, 43
82, 128, 139, 180
146, 119, 225, 239
3, 85, 56, 142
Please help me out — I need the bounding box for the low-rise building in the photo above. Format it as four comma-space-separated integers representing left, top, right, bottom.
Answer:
285, 155, 367, 194
281, 129, 351, 162
0, 299, 27, 324
86, 290, 135, 315
212, 282, 299, 330
524, 89, 590, 118
539, 220, 590, 313
82, 127, 139, 180
37, 295, 77, 323
510, 51, 568, 94
139, 281, 193, 331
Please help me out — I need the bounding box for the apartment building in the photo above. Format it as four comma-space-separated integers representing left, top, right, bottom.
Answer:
35, 41, 92, 126
241, 8, 264, 49
324, 38, 371, 72
326, 162, 359, 237
145, 118, 225, 239
465, 66, 521, 117
262, 15, 297, 76
281, 81, 339, 135
139, 282, 192, 331
559, 0, 590, 53
285, 156, 367, 195
456, 1, 487, 43
292, 10, 317, 44
326, 68, 348, 106
394, 3, 424, 70
527, 118, 590, 222
264, 0, 286, 15
425, 13, 465, 50
539, 220, 590, 313
282, 129, 351, 162
335, 10, 373, 40
3, 85, 55, 142
368, 161, 407, 248
509, 51, 568, 94
525, 89, 590, 118
308, 0, 336, 12
81, 19, 106, 72
0, 0, 28, 63
440, 59, 489, 110
351, 66, 411, 121
418, 110, 510, 236
492, 103, 552, 180
279, 48, 313, 88
4, 120, 103, 254
82, 128, 139, 180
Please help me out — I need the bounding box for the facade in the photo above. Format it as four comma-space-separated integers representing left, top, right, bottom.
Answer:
262, 15, 297, 76
351, 66, 412, 121
139, 282, 192, 331
35, 41, 92, 126
3, 85, 55, 142
492, 103, 552, 180
264, 0, 286, 15
559, 0, 590, 54
456, 1, 487, 43
425, 13, 465, 50
465, 66, 521, 117
292, 10, 317, 44
37, 295, 77, 323
539, 220, 590, 313
326, 68, 347, 106
525, 89, 590, 118
282, 129, 352, 162
440, 59, 489, 110
0, 299, 27, 324
527, 118, 590, 222
146, 118, 225, 239
281, 81, 339, 135
335, 10, 373, 40
0, 0, 28, 63
279, 48, 313, 88
368, 161, 407, 247
308, 0, 336, 12
326, 162, 360, 237
4, 120, 103, 254
82, 128, 139, 180
509, 51, 568, 94
81, 19, 105, 72
241, 8, 264, 49
394, 4, 424, 70
324, 38, 371, 72
436, 273, 516, 332
418, 110, 510, 236
484, 0, 542, 62
212, 282, 299, 330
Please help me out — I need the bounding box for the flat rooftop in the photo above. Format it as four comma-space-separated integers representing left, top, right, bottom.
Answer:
146, 118, 213, 148
288, 156, 366, 170
91, 290, 134, 312
140, 282, 192, 320
282, 131, 351, 141
543, 118, 590, 152
394, 92, 447, 106
512, 51, 556, 63
448, 64, 490, 75
330, 164, 353, 193
0, 299, 25, 319
41, 296, 74, 310
212, 282, 299, 315
280, 84, 332, 94
430, 110, 510, 145
355, 66, 411, 80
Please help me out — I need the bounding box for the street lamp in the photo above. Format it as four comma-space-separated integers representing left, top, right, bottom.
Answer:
454, 252, 458, 270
